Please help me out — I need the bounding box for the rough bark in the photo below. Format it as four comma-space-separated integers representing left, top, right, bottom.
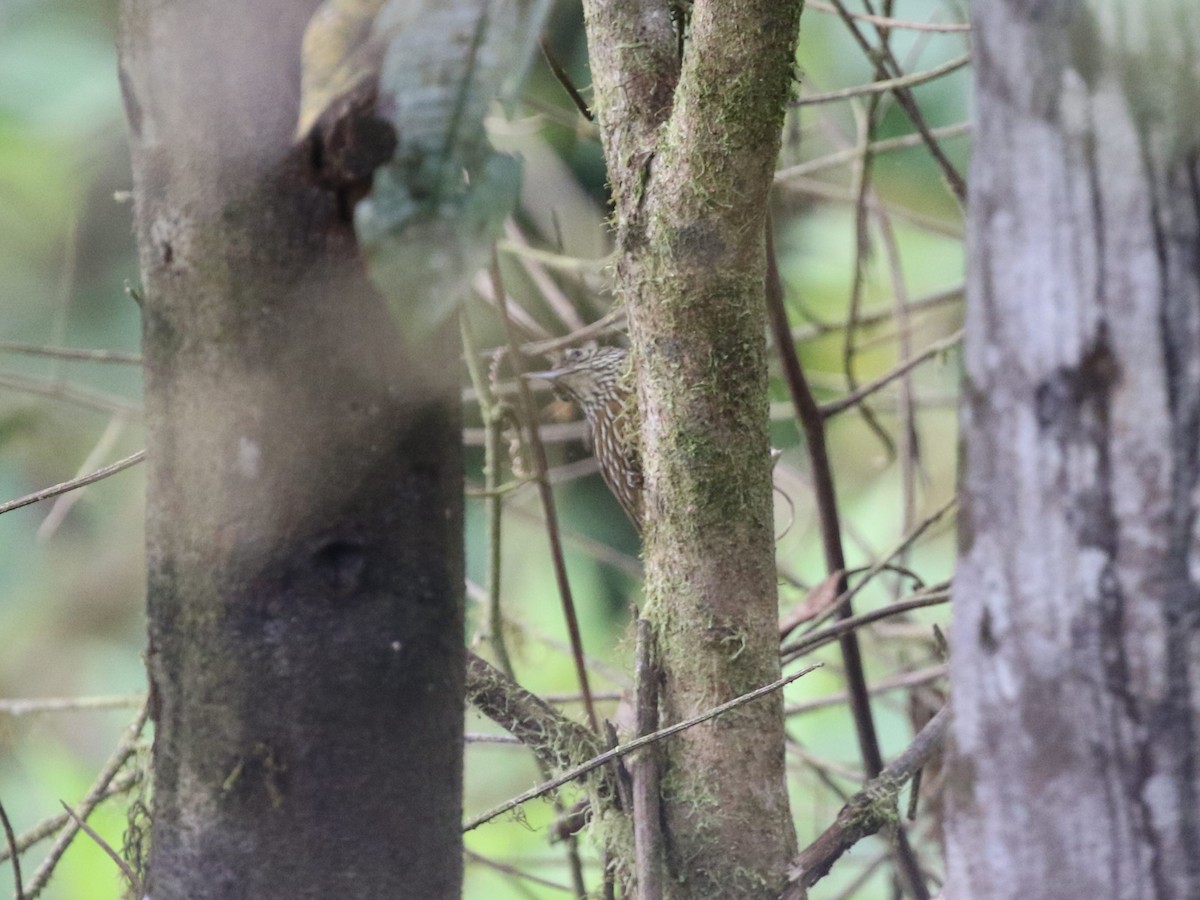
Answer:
580, 2, 802, 897
948, 3, 1200, 897
119, 3, 464, 897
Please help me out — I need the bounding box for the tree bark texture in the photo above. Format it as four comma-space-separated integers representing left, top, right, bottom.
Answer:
581, 2, 803, 896
948, 3, 1200, 897
119, 3, 464, 897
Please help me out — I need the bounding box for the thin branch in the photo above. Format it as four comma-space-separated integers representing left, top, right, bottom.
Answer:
781, 706, 951, 898
0, 772, 139, 866
765, 215, 884, 777
820, 330, 962, 418
784, 664, 947, 717
0, 694, 145, 717
460, 310, 516, 679
0, 373, 142, 417
0, 795, 22, 900
775, 123, 970, 182
0, 342, 142, 365
825, 0, 967, 204
491, 248, 600, 734
791, 54, 970, 107
804, 2, 970, 32
781, 589, 950, 659
464, 663, 823, 832
0, 450, 146, 518
631, 619, 664, 900
24, 701, 149, 898
60, 803, 142, 896
465, 848, 574, 893
539, 37, 593, 121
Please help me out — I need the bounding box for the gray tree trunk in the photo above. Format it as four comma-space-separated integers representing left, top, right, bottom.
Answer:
119, 2, 464, 897
947, 3, 1200, 897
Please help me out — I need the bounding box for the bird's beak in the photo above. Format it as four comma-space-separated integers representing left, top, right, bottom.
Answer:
521, 369, 563, 382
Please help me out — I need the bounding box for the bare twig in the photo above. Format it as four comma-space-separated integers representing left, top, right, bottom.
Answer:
791, 54, 970, 107
60, 803, 142, 896
0, 373, 142, 417
0, 450, 146, 518
784, 664, 947, 717
24, 701, 149, 898
820, 330, 963, 418
539, 37, 594, 121
781, 706, 951, 898
781, 589, 950, 660
460, 310, 516, 679
465, 848, 574, 893
464, 663, 822, 832
0, 694, 145, 717
491, 248, 600, 734
0, 342, 141, 365
775, 123, 970, 182
764, 216, 884, 777
0, 772, 140, 866
0, 795, 22, 900
631, 619, 664, 900
804, 2, 970, 32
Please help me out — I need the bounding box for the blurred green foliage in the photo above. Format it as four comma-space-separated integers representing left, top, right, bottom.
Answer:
1, 1, 966, 897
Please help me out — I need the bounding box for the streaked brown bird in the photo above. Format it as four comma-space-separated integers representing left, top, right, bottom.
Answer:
525, 346, 644, 529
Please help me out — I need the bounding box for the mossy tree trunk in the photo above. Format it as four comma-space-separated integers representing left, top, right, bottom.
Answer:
947, 3, 1200, 896
581, 2, 803, 897
119, 2, 464, 897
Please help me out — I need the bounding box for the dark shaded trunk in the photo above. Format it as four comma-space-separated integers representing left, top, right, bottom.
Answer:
119, 3, 464, 897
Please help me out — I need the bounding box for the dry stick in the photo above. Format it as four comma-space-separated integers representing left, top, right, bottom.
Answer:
24, 701, 149, 899
465, 652, 599, 900
0, 342, 142, 365
0, 373, 142, 417
0, 772, 140, 866
800, 499, 957, 636
0, 694, 145, 716
781, 705, 951, 899
504, 221, 587, 333
781, 590, 950, 660
460, 311, 516, 679
765, 217, 883, 777
631, 619, 664, 900
0, 450, 146, 518
818, 331, 963, 417
464, 848, 574, 893
465, 663, 823, 832
491, 249, 600, 735
0, 795, 22, 900
765, 220, 929, 900
784, 663, 947, 717
804, 1, 971, 32
841, 87, 896, 459
827, 0, 967, 205
791, 54, 971, 108
774, 122, 971, 182
539, 36, 593, 122
59, 803, 142, 896
790, 284, 963, 344
877, 211, 919, 590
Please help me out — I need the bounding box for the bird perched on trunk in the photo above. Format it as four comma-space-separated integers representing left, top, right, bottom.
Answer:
525, 346, 644, 530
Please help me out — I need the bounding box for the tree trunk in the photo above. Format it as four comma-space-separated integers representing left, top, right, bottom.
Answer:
119, 3, 464, 897
948, 4, 1200, 897
581, 2, 802, 896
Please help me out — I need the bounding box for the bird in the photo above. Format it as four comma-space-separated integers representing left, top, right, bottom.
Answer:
524, 346, 644, 529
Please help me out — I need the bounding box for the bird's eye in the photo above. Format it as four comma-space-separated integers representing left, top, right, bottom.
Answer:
564, 348, 583, 362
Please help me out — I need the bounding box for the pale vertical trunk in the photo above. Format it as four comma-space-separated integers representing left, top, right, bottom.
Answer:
948, 3, 1200, 897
